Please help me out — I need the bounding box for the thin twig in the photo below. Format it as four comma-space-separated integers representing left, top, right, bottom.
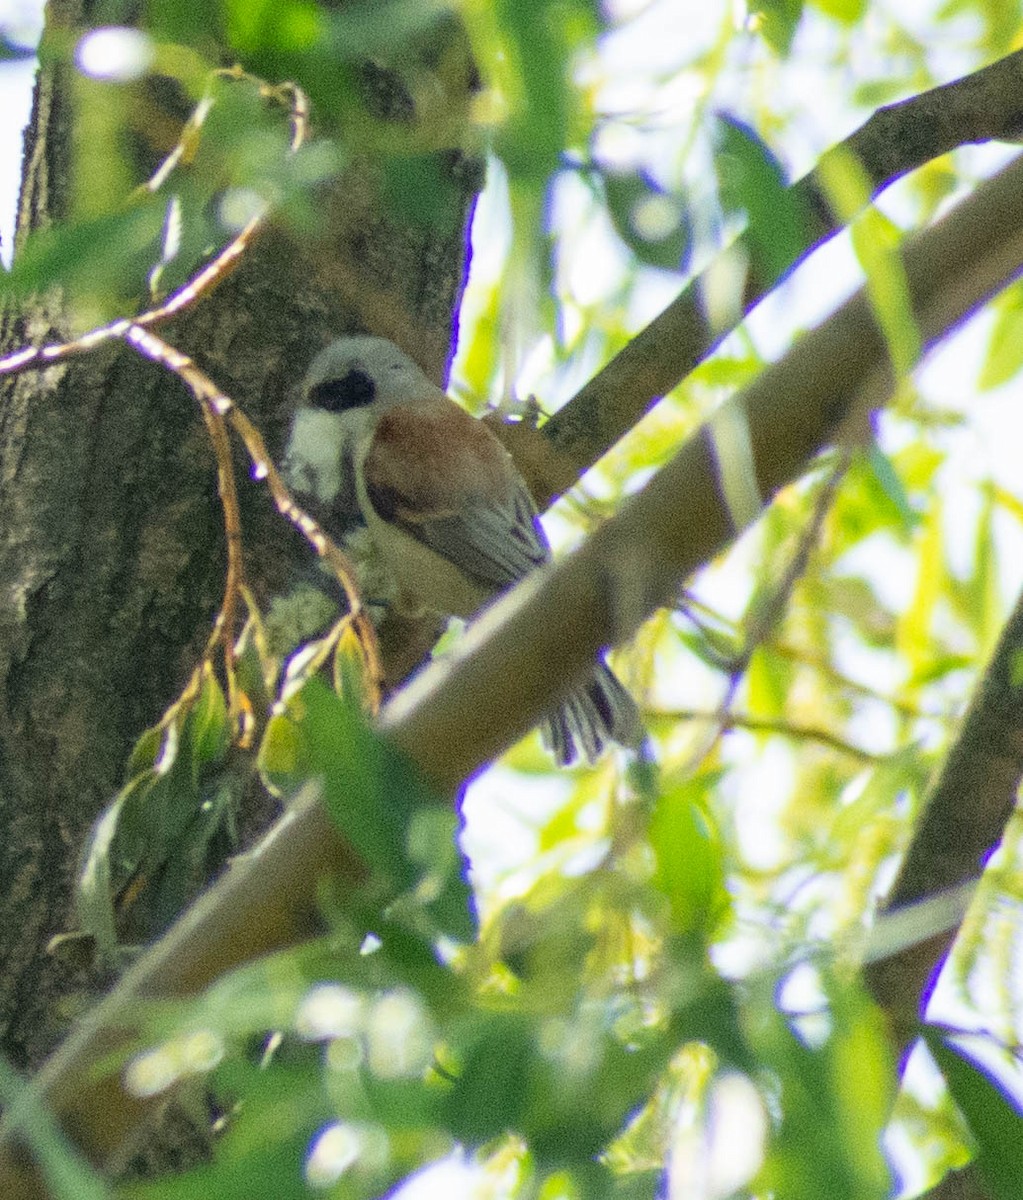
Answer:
652, 708, 881, 762
124, 325, 383, 707
0, 72, 381, 712
681, 455, 851, 770
0, 74, 309, 379
195, 389, 247, 718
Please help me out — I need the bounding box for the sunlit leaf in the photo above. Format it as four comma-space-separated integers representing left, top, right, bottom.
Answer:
714, 114, 808, 284
896, 501, 945, 679
808, 0, 866, 23
602, 168, 691, 272
648, 773, 728, 936
980, 281, 1023, 390
753, 980, 892, 1199
748, 645, 794, 716
925, 1029, 1023, 1200
817, 146, 920, 375
850, 209, 920, 375
746, 0, 804, 55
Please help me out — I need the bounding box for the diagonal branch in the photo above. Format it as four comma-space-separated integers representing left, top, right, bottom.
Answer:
864, 584, 1023, 1056
520, 49, 1023, 506
387, 153, 1023, 781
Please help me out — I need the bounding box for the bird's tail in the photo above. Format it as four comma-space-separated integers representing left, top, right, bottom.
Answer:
541, 659, 642, 766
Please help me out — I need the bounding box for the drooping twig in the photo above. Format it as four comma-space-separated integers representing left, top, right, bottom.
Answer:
124, 325, 383, 709
0, 71, 381, 710
680, 453, 851, 771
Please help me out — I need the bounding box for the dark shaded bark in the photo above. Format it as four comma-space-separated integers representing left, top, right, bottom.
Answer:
0, 0, 480, 1071
865, 586, 1023, 1055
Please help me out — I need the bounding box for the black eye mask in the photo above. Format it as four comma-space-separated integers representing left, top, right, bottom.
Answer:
307, 367, 376, 412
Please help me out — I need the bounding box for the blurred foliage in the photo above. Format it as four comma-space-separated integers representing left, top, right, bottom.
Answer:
4, 0, 1023, 1196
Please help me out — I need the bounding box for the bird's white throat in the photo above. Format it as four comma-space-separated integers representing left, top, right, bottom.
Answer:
284, 408, 347, 504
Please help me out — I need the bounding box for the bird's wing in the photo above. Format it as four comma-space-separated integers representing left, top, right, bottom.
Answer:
362, 400, 549, 590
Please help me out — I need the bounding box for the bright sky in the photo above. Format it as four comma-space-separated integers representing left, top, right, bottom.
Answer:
0, 1, 41, 264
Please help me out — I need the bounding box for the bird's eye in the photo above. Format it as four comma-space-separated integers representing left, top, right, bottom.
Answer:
308, 368, 376, 412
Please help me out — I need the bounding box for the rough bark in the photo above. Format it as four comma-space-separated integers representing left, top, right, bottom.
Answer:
0, 0, 479, 1071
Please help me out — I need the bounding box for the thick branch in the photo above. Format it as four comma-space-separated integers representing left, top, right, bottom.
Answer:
919, 1162, 991, 1200
864, 586, 1023, 1055
3, 146, 1023, 1196
387, 152, 1023, 779
523, 48, 1023, 506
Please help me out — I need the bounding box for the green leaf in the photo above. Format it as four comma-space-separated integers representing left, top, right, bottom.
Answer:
824, 575, 894, 646
753, 981, 892, 1199
602, 169, 691, 271
864, 445, 917, 530
443, 1016, 533, 1140
818, 147, 920, 376
443, 1007, 675, 1166
714, 114, 807, 284
831, 448, 918, 549
746, 0, 804, 55
125, 724, 165, 781
649, 774, 728, 936
296, 679, 427, 885
962, 489, 1000, 656
295, 679, 474, 940
3, 204, 166, 304
224, 0, 321, 53
829, 747, 923, 846
925, 1029, 1023, 1200
807, 0, 866, 22
980, 281, 1023, 390
76, 671, 239, 957
896, 500, 945, 678
493, 0, 567, 183
188, 671, 231, 781
405, 807, 476, 942
747, 645, 794, 717
852, 78, 909, 107
258, 710, 309, 794
76, 775, 155, 964
850, 209, 921, 375
145, 0, 224, 48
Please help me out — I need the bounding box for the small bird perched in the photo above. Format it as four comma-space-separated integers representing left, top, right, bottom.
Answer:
283, 335, 640, 765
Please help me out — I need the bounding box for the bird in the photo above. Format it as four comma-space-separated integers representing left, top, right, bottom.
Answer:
283, 335, 640, 765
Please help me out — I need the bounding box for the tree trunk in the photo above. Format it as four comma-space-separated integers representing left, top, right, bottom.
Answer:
0, 0, 479, 1071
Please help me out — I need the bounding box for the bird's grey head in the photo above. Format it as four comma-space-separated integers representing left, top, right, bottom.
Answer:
302, 336, 432, 413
